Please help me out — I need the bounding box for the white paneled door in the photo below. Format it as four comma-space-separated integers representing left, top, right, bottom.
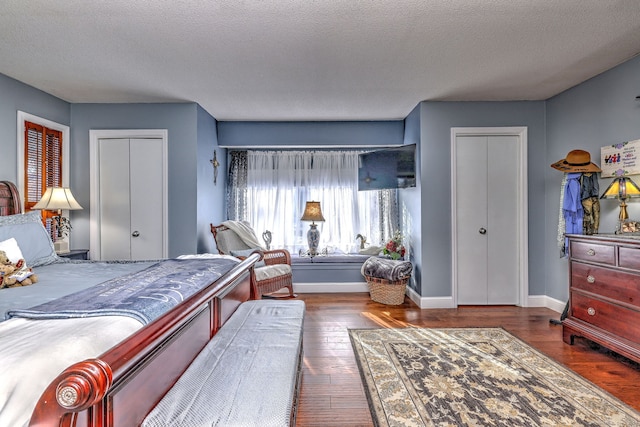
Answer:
454, 133, 521, 305
97, 138, 164, 261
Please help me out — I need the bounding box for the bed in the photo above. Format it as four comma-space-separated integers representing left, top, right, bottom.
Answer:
0, 181, 259, 427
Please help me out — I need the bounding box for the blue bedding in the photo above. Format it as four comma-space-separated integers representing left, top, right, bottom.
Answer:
6, 258, 239, 324
0, 259, 155, 321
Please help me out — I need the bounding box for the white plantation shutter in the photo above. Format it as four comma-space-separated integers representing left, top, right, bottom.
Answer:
24, 121, 63, 237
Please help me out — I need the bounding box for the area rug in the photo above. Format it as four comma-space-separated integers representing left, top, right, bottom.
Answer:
349, 327, 640, 426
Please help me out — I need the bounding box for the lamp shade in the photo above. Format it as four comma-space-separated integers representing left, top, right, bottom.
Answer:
32, 187, 83, 211
300, 201, 325, 223
600, 177, 640, 200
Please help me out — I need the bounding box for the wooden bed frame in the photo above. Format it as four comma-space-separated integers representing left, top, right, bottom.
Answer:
0, 180, 21, 216
0, 181, 258, 426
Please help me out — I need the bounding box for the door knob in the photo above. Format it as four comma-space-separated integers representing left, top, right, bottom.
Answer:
479, 228, 487, 235
132, 231, 140, 237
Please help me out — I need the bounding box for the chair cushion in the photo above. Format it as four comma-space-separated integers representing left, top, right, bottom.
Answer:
255, 264, 292, 281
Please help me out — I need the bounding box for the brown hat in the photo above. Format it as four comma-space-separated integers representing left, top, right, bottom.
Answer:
551, 149, 601, 173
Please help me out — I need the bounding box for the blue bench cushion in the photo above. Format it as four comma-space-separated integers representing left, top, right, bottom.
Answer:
142, 299, 305, 427
291, 254, 370, 264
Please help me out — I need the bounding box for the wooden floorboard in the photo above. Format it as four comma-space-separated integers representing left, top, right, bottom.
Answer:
295, 293, 640, 426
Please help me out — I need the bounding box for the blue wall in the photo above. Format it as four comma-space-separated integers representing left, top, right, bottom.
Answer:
2, 53, 640, 299
0, 82, 225, 258
418, 101, 547, 298
218, 119, 407, 283
196, 105, 224, 253
69, 103, 204, 257
218, 120, 404, 147
0, 74, 70, 180
545, 54, 640, 302
400, 105, 422, 293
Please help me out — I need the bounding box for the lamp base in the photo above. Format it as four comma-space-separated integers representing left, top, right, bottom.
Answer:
54, 240, 70, 254
307, 223, 320, 257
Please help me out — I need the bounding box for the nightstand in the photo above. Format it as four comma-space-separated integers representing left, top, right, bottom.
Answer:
58, 249, 89, 260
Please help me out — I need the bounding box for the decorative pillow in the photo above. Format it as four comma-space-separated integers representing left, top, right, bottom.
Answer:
0, 211, 58, 267
0, 238, 26, 265
230, 248, 266, 267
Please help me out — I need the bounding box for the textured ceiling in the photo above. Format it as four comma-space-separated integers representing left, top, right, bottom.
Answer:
1, 1, 640, 121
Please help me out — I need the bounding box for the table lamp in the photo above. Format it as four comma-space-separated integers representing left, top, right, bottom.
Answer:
600, 176, 640, 233
300, 201, 325, 257
33, 187, 83, 253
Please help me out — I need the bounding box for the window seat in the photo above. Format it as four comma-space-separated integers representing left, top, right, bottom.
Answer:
291, 254, 371, 286
291, 254, 371, 264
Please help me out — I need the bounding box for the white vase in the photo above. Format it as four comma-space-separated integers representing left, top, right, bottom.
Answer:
307, 223, 320, 256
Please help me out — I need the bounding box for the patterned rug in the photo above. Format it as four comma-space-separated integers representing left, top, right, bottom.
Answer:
349, 327, 640, 426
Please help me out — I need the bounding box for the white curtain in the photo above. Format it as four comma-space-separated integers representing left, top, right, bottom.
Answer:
237, 150, 396, 255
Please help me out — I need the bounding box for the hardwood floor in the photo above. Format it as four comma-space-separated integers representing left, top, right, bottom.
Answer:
295, 293, 640, 426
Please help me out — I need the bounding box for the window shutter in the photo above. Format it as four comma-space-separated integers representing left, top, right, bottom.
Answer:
24, 121, 44, 211
23, 121, 63, 211
45, 127, 62, 188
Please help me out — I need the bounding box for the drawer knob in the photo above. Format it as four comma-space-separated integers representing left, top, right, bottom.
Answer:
587, 275, 595, 283
587, 307, 596, 316
587, 249, 596, 256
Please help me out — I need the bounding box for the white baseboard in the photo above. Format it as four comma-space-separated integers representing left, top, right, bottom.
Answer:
286, 284, 566, 314
406, 287, 455, 308
404, 289, 566, 313
527, 295, 566, 313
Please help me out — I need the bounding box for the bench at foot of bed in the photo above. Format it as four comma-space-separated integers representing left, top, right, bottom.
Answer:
142, 299, 305, 427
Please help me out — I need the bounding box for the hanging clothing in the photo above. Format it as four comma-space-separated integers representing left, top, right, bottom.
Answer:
562, 173, 584, 257
581, 172, 600, 235
557, 174, 568, 256
580, 172, 600, 199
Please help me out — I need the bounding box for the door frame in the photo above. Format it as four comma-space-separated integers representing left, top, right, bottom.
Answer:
450, 127, 529, 307
89, 129, 169, 260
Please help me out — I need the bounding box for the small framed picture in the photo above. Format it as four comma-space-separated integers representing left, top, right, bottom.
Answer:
601, 139, 640, 177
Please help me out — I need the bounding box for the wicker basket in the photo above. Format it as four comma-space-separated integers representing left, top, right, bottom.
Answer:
365, 275, 409, 305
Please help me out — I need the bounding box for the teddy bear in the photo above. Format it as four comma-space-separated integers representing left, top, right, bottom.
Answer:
0, 250, 38, 288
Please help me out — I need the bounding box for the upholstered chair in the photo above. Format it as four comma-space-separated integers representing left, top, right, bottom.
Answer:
210, 222, 295, 299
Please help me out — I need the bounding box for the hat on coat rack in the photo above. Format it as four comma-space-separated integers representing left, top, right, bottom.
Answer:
550, 149, 601, 173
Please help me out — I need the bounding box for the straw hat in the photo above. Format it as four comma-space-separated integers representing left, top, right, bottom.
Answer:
550, 149, 601, 173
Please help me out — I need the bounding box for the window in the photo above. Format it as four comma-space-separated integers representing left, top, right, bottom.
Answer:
227, 150, 399, 255
17, 112, 70, 235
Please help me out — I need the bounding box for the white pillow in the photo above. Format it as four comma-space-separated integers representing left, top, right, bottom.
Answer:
0, 237, 26, 265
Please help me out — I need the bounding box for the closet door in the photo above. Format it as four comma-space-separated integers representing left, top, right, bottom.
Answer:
129, 139, 163, 260
455, 135, 519, 305
98, 138, 164, 261
99, 139, 132, 260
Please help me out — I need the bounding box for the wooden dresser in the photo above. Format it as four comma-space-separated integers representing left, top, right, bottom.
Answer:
564, 234, 640, 363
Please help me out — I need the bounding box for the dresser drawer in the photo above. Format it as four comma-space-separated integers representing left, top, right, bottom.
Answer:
619, 246, 640, 271
571, 292, 640, 343
570, 241, 615, 265
571, 262, 640, 306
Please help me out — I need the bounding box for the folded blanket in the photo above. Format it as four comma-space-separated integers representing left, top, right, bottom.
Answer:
7, 258, 239, 324
221, 220, 265, 249
361, 257, 412, 281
